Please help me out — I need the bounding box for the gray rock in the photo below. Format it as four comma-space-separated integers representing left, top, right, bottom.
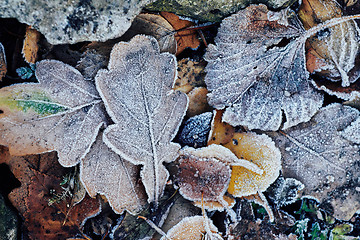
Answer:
147, 0, 296, 22
0, 0, 154, 44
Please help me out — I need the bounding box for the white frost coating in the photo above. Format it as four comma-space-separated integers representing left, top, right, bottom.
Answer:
81, 133, 146, 215
205, 4, 323, 131
95, 35, 188, 205
161, 216, 223, 240
180, 144, 263, 174
0, 60, 106, 167
271, 103, 360, 220
340, 117, 360, 144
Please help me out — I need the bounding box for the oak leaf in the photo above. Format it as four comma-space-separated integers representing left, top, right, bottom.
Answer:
205, 4, 323, 131
0, 60, 106, 167
81, 132, 147, 214
95, 35, 188, 204
270, 103, 360, 220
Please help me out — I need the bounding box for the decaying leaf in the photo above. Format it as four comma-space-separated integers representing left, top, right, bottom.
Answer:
0, 147, 100, 239
0, 60, 106, 167
270, 103, 360, 220
22, 26, 41, 64
160, 12, 201, 55
300, 0, 360, 88
125, 13, 177, 54
174, 58, 206, 94
176, 112, 213, 148
177, 154, 231, 203
95, 35, 188, 204
187, 87, 212, 117
178, 144, 263, 210
205, 4, 323, 131
207, 110, 235, 145
161, 216, 223, 240
224, 132, 281, 197
0, 42, 6, 82
81, 132, 147, 214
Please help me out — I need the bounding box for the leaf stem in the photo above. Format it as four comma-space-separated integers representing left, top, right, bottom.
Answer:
304, 14, 360, 40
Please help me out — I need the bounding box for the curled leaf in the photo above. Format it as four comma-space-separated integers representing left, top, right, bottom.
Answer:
224, 132, 281, 197
22, 26, 41, 64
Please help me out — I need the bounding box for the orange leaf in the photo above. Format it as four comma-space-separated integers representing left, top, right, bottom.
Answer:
0, 42, 6, 81
207, 110, 235, 145
160, 12, 201, 55
22, 26, 41, 64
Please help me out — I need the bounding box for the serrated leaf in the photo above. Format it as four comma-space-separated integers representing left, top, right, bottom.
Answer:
81, 131, 147, 214
0, 60, 106, 167
270, 103, 360, 220
95, 35, 188, 204
205, 4, 323, 131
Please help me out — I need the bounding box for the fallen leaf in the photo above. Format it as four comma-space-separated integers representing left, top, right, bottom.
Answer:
95, 35, 188, 204
176, 112, 213, 148
0, 42, 6, 81
204, 4, 323, 131
174, 58, 206, 94
125, 13, 177, 54
186, 87, 212, 117
224, 132, 281, 197
0, 60, 106, 167
177, 154, 231, 203
25, 170, 100, 239
192, 195, 236, 211
0, 147, 100, 239
207, 109, 235, 145
160, 12, 201, 55
22, 26, 41, 64
299, 0, 360, 88
178, 144, 263, 210
266, 176, 305, 207
269, 103, 360, 220
81, 131, 147, 214
161, 215, 223, 240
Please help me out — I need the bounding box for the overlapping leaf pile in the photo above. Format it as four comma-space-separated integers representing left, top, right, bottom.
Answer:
1, 1, 360, 239
0, 35, 188, 215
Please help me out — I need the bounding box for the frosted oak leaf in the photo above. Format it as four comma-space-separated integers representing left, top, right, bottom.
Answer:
95, 35, 188, 204
0, 60, 106, 167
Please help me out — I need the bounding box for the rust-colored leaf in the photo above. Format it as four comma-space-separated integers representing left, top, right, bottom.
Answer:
0, 147, 100, 239
22, 26, 41, 64
160, 12, 201, 55
186, 87, 211, 117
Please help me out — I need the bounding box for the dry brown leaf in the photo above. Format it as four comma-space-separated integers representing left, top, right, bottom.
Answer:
269, 103, 360, 220
174, 58, 206, 93
0, 42, 6, 81
299, 0, 360, 88
186, 87, 212, 117
126, 13, 177, 54
0, 147, 100, 240
22, 26, 41, 64
96, 35, 188, 204
160, 12, 201, 55
177, 154, 231, 203
207, 109, 235, 145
